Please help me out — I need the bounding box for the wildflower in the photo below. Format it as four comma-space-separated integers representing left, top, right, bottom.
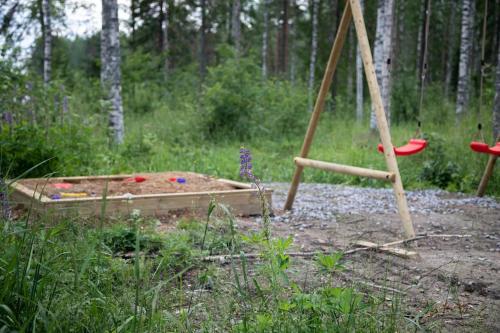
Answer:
239, 147, 254, 180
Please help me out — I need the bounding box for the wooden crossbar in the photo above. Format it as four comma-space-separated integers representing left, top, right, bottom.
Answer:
294, 157, 395, 182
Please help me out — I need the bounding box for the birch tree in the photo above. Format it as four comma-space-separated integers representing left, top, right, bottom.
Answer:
101, 0, 125, 144
42, 0, 51, 84
231, 0, 241, 55
456, 0, 474, 117
356, 0, 364, 122
307, 0, 318, 112
262, 0, 270, 78
370, 0, 395, 130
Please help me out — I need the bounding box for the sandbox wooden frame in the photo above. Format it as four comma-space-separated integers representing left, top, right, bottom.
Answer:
9, 174, 273, 217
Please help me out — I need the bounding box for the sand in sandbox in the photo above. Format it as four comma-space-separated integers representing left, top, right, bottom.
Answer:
19, 172, 239, 199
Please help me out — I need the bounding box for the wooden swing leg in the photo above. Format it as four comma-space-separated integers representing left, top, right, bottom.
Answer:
350, 0, 415, 238
284, 3, 352, 210
477, 155, 497, 197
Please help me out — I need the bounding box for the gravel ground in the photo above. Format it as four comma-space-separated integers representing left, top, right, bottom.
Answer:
269, 182, 500, 223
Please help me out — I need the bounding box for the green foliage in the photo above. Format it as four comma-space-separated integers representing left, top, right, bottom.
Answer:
202, 58, 308, 141
102, 224, 164, 253
419, 133, 462, 189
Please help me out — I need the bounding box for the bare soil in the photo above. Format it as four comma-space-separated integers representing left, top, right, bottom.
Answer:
19, 172, 236, 198
232, 183, 500, 332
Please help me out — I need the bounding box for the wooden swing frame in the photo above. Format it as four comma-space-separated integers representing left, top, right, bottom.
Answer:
284, 0, 416, 239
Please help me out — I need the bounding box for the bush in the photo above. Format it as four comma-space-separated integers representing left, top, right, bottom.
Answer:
0, 121, 103, 178
202, 58, 309, 141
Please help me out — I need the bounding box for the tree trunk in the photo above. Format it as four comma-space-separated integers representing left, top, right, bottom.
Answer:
494, 41, 500, 140
289, 0, 297, 83
42, 0, 51, 84
444, 2, 458, 98
308, 0, 319, 112
356, 0, 364, 122
328, 0, 339, 112
347, 26, 354, 102
262, 0, 270, 78
199, 0, 207, 81
278, 0, 289, 74
418, 0, 431, 89
415, 0, 424, 78
101, 0, 125, 145
161, 0, 169, 77
231, 0, 241, 55
370, 0, 395, 130
456, 0, 475, 117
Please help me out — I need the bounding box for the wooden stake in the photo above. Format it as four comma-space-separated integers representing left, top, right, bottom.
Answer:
476, 155, 497, 197
295, 157, 395, 181
349, 0, 415, 238
284, 2, 352, 210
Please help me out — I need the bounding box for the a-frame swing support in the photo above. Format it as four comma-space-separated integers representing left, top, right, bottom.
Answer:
284, 0, 416, 239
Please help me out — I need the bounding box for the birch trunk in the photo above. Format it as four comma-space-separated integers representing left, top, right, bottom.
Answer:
262, 0, 270, 78
356, 0, 364, 122
101, 0, 125, 144
456, 0, 475, 117
231, 0, 241, 55
370, 0, 395, 130
42, 0, 51, 84
494, 42, 500, 140
308, 0, 319, 112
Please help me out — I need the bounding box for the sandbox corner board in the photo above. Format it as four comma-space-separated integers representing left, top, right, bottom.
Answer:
8, 172, 273, 218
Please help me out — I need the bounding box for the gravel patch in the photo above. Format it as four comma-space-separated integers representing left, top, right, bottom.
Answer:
269, 183, 500, 223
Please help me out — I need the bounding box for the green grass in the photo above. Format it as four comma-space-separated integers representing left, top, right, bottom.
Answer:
0, 209, 421, 332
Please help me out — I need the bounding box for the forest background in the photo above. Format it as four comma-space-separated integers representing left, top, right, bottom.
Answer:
1, 0, 499, 196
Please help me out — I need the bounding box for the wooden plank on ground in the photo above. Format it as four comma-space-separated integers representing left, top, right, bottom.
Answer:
352, 240, 418, 259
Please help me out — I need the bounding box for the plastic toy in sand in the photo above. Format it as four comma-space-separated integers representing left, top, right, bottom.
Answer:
177, 178, 186, 184
124, 176, 147, 183
61, 192, 88, 198
53, 183, 73, 189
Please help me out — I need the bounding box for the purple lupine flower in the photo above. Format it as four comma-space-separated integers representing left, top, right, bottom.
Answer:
239, 147, 254, 180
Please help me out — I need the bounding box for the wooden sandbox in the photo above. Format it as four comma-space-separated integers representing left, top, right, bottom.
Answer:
9, 172, 273, 217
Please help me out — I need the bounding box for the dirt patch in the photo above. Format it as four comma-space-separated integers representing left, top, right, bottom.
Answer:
19, 172, 236, 198
230, 183, 500, 332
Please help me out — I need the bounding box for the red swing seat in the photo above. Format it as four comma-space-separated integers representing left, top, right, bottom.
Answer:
377, 139, 428, 156
470, 141, 500, 156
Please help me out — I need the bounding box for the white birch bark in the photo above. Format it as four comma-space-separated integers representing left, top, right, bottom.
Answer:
356, 0, 364, 122
494, 42, 500, 140
262, 0, 270, 78
42, 0, 51, 84
308, 0, 319, 112
231, 0, 241, 55
370, 0, 395, 130
456, 0, 475, 117
101, 0, 125, 144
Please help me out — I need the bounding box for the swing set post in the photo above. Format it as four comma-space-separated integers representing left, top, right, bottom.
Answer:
477, 155, 497, 197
